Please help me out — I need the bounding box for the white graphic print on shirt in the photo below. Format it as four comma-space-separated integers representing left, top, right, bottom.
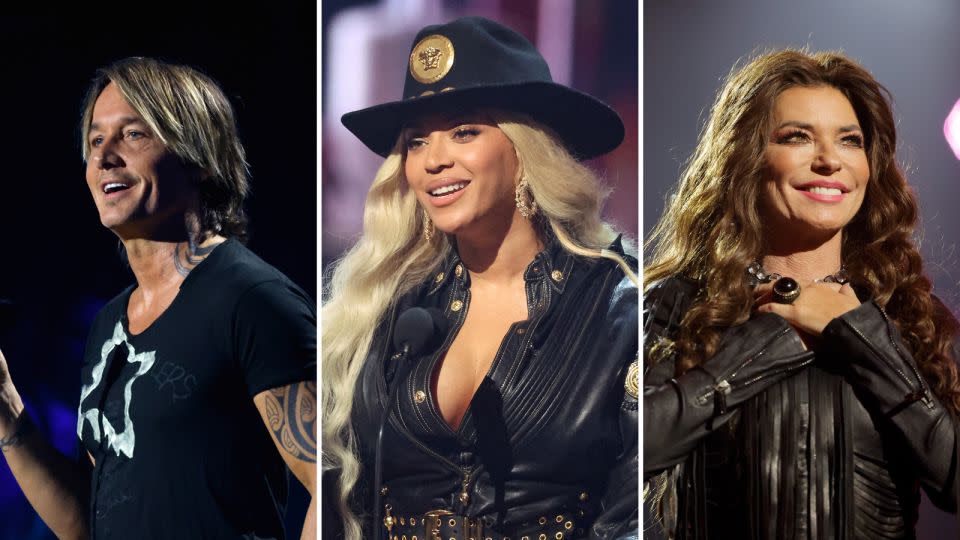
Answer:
76, 322, 156, 458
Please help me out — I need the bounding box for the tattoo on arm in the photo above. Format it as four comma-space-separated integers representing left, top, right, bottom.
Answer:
0, 431, 24, 452
0, 413, 34, 453
263, 381, 317, 463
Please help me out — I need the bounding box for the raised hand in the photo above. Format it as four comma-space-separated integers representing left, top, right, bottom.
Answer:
755, 280, 861, 336
0, 349, 24, 438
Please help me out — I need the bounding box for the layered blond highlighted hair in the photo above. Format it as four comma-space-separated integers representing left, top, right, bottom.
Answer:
322, 111, 635, 538
80, 57, 250, 239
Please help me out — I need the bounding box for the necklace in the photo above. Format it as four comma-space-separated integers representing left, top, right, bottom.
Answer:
746, 261, 849, 286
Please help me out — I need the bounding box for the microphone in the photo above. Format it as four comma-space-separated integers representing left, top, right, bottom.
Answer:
373, 307, 447, 538
392, 307, 446, 357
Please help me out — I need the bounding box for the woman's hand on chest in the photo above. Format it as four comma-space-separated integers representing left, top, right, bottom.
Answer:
754, 281, 861, 341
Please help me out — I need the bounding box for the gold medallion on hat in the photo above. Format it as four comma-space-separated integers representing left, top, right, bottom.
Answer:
409, 34, 455, 84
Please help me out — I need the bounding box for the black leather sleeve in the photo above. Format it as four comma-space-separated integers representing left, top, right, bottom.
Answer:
642, 278, 814, 480
589, 363, 640, 540
591, 276, 640, 540
822, 299, 959, 511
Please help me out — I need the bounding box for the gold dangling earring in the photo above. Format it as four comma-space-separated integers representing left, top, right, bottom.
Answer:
515, 175, 538, 218
422, 209, 434, 242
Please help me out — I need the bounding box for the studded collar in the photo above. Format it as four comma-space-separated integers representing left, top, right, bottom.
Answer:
426, 232, 577, 297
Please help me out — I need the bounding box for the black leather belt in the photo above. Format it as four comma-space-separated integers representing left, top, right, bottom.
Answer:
383, 506, 582, 540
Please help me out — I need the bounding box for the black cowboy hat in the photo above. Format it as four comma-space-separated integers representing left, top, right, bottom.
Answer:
341, 16, 624, 160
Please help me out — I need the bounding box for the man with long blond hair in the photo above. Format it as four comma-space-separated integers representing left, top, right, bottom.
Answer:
0, 57, 316, 539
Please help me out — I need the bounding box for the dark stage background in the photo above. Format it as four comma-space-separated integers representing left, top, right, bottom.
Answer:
0, 10, 316, 540
644, 1, 960, 538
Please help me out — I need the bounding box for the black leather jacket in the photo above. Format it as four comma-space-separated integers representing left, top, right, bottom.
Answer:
348, 238, 639, 539
643, 276, 959, 539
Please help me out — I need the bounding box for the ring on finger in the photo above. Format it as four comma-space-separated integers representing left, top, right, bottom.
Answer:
772, 277, 801, 304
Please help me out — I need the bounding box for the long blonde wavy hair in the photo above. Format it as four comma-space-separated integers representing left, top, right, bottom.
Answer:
646, 48, 960, 411
323, 110, 635, 538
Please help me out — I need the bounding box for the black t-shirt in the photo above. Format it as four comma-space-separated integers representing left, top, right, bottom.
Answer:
76, 239, 316, 539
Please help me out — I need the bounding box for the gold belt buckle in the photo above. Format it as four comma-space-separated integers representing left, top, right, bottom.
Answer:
461, 516, 484, 540
423, 509, 453, 540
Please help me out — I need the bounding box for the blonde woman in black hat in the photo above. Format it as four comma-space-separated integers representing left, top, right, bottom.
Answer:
323, 16, 638, 540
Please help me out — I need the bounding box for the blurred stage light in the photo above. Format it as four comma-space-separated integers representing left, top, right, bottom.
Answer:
946, 97, 960, 160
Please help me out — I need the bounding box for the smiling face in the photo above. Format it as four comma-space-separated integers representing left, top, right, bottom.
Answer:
759, 85, 871, 245
85, 82, 199, 237
402, 112, 520, 237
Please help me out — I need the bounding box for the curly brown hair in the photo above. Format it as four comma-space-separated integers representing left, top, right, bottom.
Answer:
645, 49, 960, 416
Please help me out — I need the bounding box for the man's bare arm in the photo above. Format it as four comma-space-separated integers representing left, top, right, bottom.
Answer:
253, 380, 316, 540
1, 349, 90, 540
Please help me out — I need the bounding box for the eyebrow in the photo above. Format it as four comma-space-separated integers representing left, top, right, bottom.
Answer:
88, 116, 147, 133
774, 121, 862, 133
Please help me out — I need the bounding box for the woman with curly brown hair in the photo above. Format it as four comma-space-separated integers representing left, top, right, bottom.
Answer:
643, 49, 960, 539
